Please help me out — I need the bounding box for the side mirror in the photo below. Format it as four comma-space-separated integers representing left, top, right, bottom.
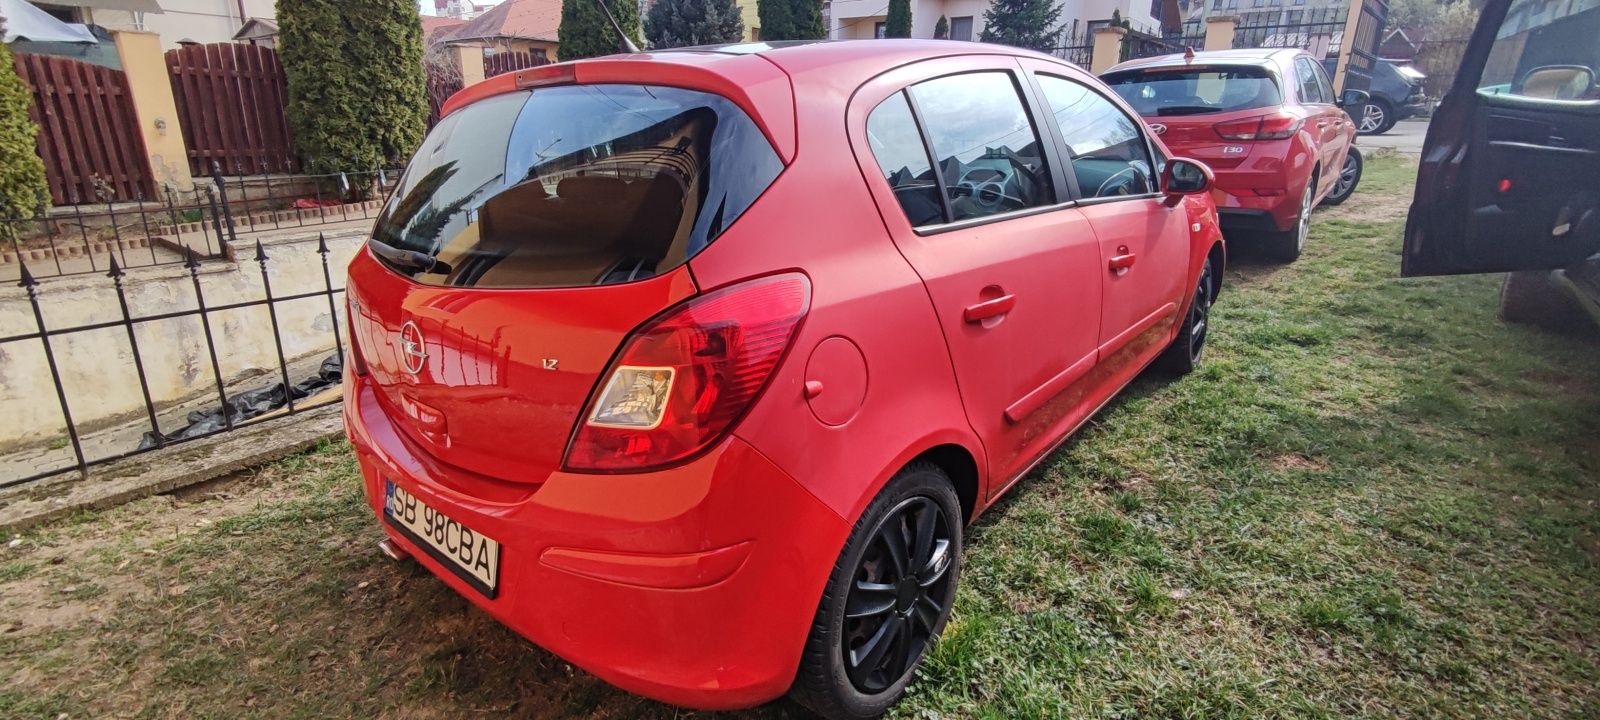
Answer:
1162, 158, 1213, 207
1338, 89, 1370, 108
1512, 65, 1596, 100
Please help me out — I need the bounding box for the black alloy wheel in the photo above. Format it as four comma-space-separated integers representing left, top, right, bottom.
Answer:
1158, 256, 1215, 374
790, 462, 962, 720
842, 495, 956, 693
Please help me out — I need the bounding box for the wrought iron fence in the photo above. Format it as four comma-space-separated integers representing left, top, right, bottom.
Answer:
1233, 19, 1349, 58
2, 234, 348, 489
1049, 31, 1094, 67
1, 161, 401, 282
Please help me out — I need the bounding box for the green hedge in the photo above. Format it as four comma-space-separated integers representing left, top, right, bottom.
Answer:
0, 42, 50, 218
278, 0, 428, 181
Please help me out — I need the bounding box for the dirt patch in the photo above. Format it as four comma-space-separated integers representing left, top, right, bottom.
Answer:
1270, 453, 1330, 472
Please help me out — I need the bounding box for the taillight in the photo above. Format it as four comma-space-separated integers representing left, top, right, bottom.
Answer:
1215, 112, 1303, 140
563, 273, 812, 472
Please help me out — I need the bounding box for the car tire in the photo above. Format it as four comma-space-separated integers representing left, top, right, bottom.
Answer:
1320, 148, 1362, 207
790, 461, 962, 720
1357, 99, 1396, 135
1499, 270, 1591, 334
1157, 255, 1216, 375
1264, 182, 1314, 263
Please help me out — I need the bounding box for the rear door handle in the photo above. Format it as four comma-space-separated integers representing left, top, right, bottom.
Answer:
1109, 252, 1137, 275
963, 294, 1016, 323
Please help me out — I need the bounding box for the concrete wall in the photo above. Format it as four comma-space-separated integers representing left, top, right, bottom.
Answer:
0, 230, 361, 448
89, 0, 277, 48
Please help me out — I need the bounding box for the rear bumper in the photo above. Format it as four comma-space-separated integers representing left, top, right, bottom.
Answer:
1216, 207, 1283, 234
342, 375, 849, 709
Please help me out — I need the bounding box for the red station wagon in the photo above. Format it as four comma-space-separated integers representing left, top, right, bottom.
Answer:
1103, 49, 1363, 262
343, 40, 1225, 719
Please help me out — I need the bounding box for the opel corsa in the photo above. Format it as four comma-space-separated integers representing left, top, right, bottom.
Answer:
344, 40, 1226, 719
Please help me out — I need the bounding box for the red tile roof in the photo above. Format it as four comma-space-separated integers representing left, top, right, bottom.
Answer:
420, 15, 468, 44
447, 0, 563, 44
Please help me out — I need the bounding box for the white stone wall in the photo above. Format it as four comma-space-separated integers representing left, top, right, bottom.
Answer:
0, 229, 362, 448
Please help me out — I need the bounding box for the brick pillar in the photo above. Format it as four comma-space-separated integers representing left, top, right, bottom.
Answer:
1204, 16, 1238, 52
450, 45, 486, 87
1091, 26, 1127, 74
112, 30, 193, 191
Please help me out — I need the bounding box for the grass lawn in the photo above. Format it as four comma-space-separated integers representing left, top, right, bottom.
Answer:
2, 156, 1597, 719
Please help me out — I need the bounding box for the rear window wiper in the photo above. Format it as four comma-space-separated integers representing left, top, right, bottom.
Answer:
369, 239, 453, 275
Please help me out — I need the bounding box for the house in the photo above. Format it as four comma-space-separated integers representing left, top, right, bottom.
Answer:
735, 0, 758, 40
422, 13, 468, 45
444, 0, 561, 61
231, 15, 275, 47
36, 0, 279, 48
826, 0, 1173, 44
436, 0, 498, 20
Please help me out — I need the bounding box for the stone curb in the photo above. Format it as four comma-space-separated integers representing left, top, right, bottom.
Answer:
0, 404, 344, 533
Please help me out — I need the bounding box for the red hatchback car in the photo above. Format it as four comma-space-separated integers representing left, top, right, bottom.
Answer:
344, 40, 1224, 718
1103, 49, 1363, 261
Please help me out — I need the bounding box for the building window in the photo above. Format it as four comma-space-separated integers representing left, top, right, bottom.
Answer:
874, 21, 887, 38
949, 15, 973, 41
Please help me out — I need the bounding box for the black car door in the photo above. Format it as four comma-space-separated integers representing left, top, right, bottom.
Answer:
1401, 0, 1600, 277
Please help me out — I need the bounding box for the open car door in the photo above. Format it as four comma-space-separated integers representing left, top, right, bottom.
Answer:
1402, 0, 1600, 277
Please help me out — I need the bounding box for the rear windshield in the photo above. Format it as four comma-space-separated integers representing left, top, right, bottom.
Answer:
1103, 67, 1282, 117
370, 84, 783, 288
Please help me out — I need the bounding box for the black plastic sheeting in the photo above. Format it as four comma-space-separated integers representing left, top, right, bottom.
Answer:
138, 354, 343, 450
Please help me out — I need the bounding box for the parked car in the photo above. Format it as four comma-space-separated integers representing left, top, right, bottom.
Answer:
1354, 59, 1429, 135
343, 40, 1225, 719
1102, 48, 1363, 262
1404, 0, 1600, 331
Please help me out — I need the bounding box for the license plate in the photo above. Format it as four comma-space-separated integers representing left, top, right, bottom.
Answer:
384, 481, 501, 598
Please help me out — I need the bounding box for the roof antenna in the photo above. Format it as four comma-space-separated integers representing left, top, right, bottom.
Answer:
591, 0, 640, 53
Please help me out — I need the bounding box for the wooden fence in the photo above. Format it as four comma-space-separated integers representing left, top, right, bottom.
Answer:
484, 49, 549, 78
166, 43, 296, 176
426, 66, 463, 128
12, 53, 156, 205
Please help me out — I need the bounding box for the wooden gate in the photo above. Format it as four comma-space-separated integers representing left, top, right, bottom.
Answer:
12, 53, 155, 205
165, 43, 295, 176
484, 50, 550, 78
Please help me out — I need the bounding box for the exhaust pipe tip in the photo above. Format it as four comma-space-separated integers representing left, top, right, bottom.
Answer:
378, 538, 410, 562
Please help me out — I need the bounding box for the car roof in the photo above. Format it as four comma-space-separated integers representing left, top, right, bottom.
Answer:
652, 39, 1071, 77
1105, 47, 1305, 74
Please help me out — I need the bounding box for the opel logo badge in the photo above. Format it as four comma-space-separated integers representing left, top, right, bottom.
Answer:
399, 321, 428, 375
1150, 123, 1167, 135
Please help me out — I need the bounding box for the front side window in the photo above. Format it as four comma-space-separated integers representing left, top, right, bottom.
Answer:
1037, 74, 1154, 199
1103, 66, 1284, 116
1477, 0, 1600, 102
370, 84, 782, 288
906, 72, 1054, 223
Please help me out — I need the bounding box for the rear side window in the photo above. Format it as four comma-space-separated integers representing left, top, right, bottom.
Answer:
865, 72, 1054, 227
1104, 66, 1283, 116
370, 84, 782, 288
866, 93, 943, 227
1296, 58, 1330, 103
909, 72, 1053, 223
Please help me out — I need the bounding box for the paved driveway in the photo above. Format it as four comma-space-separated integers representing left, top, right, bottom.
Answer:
1355, 117, 1429, 156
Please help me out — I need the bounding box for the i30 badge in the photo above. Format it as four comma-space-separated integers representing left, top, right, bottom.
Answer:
1150, 123, 1167, 135
399, 321, 428, 375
